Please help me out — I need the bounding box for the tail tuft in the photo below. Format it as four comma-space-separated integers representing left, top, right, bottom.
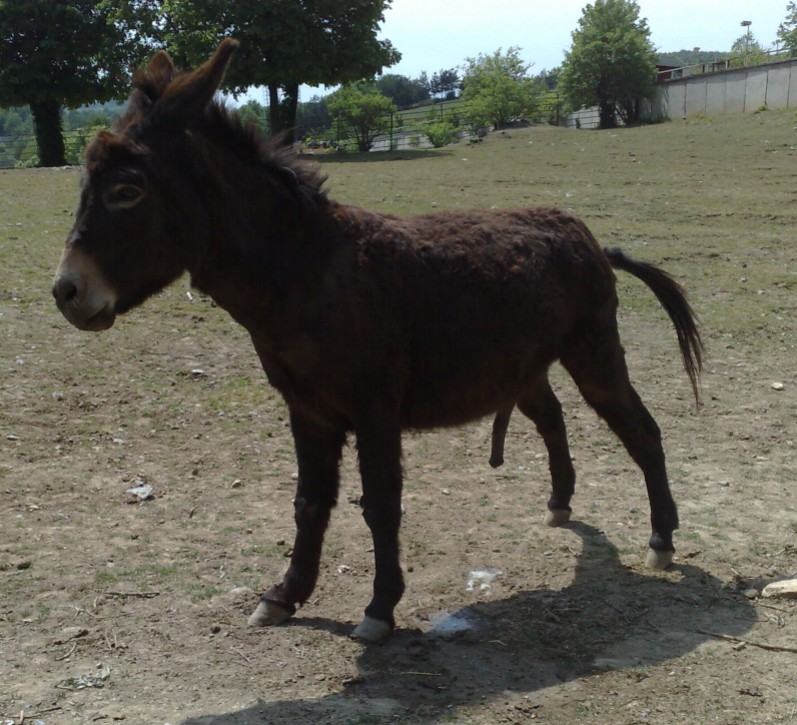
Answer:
604, 247, 704, 405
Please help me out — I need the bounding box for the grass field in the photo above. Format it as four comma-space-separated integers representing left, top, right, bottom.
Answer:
1, 110, 797, 724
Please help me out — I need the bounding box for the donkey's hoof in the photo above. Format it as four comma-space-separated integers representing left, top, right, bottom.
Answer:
646, 548, 674, 570
352, 615, 392, 643
247, 600, 293, 627
544, 508, 571, 527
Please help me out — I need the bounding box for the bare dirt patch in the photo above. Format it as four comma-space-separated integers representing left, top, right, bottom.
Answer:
2, 112, 797, 724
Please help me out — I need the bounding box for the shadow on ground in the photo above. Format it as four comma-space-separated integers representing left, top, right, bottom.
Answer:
183, 523, 754, 724
308, 149, 448, 164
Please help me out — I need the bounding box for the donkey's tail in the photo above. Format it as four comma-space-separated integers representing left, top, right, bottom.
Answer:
604, 247, 704, 404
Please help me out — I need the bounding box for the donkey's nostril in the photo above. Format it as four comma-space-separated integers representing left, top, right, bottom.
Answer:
53, 277, 78, 304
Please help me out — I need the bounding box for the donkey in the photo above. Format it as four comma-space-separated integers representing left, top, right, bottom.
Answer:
52, 40, 703, 642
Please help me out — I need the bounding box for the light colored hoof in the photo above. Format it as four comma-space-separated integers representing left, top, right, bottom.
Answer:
352, 615, 392, 643
544, 508, 571, 527
247, 600, 293, 627
646, 548, 674, 570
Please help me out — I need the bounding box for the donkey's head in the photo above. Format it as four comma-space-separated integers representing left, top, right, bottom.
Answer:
52, 40, 238, 330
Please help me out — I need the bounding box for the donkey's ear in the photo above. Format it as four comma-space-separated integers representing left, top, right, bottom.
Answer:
133, 50, 177, 101
155, 39, 239, 127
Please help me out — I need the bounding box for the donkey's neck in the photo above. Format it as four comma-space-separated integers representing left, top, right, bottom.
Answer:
186, 180, 343, 336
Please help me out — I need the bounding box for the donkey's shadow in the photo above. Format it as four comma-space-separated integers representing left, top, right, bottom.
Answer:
184, 523, 754, 724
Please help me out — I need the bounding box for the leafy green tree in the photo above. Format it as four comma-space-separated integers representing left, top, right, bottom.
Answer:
162, 0, 400, 144
730, 31, 767, 65
296, 96, 332, 139
375, 74, 430, 108
559, 0, 657, 129
460, 48, 541, 129
778, 2, 797, 53
536, 67, 561, 90
0, 1, 157, 166
327, 84, 395, 152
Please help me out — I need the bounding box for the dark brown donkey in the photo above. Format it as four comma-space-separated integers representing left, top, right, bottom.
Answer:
52, 40, 703, 642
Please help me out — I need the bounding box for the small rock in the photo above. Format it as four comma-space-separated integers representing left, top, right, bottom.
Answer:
6, 434, 19, 441
762, 578, 797, 599
54, 626, 89, 644
231, 479, 243, 489
125, 484, 154, 502
210, 624, 221, 634
771, 382, 785, 391
16, 560, 32, 570
337, 564, 352, 575
190, 368, 206, 378
743, 588, 759, 599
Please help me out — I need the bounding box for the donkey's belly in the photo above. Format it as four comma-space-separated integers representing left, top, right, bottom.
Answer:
399, 348, 551, 430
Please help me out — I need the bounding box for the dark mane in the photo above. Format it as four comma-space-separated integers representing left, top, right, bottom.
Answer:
201, 102, 329, 210
114, 82, 329, 213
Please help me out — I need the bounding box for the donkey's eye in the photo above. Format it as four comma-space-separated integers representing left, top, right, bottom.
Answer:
104, 183, 145, 210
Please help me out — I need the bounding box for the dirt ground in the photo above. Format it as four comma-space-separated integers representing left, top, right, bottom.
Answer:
2, 111, 797, 724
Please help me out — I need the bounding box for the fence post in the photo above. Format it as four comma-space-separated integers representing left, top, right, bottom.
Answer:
389, 111, 394, 151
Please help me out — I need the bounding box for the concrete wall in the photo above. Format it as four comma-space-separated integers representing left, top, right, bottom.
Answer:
653, 58, 796, 118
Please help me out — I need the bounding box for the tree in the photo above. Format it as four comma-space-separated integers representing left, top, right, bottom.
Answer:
559, 0, 657, 129
327, 84, 395, 152
162, 0, 400, 144
0, 1, 157, 166
375, 74, 430, 108
296, 95, 332, 140
778, 2, 797, 53
730, 31, 767, 65
460, 48, 541, 129
657, 48, 729, 67
430, 68, 460, 100
536, 67, 561, 90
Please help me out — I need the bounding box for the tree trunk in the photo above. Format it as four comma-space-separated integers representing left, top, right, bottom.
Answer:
280, 83, 299, 146
268, 83, 282, 137
598, 101, 617, 129
267, 83, 300, 146
30, 100, 66, 167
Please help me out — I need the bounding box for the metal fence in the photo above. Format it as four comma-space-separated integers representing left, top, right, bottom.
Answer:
0, 128, 99, 169
1, 91, 563, 167
658, 44, 797, 82
324, 92, 562, 153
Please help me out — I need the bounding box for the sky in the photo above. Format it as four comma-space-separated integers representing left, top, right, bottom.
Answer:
240, 0, 791, 104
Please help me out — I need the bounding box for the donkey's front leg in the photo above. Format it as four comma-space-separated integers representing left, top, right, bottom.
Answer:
352, 420, 404, 643
248, 410, 345, 627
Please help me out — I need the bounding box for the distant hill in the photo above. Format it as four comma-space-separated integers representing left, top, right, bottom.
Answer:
657, 50, 730, 68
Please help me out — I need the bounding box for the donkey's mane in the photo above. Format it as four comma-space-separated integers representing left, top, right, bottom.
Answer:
200, 101, 329, 209
115, 85, 329, 211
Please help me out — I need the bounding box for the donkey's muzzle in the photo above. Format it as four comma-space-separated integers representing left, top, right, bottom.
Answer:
52, 246, 118, 331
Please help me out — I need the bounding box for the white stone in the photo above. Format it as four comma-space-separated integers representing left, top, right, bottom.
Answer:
762, 578, 797, 599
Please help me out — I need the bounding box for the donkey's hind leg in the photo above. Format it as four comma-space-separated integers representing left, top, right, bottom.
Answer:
517, 376, 576, 527
562, 327, 678, 570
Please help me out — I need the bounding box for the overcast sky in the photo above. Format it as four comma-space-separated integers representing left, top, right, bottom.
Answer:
242, 0, 791, 103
